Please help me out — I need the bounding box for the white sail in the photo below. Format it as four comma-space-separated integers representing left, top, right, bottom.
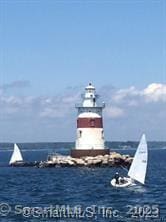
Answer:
9, 143, 23, 164
128, 134, 148, 184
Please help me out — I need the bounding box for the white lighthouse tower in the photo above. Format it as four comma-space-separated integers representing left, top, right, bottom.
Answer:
71, 83, 109, 158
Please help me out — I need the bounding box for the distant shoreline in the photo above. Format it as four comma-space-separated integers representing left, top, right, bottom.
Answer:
0, 141, 166, 150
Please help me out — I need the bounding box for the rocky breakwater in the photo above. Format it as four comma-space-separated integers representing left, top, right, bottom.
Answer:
39, 152, 133, 168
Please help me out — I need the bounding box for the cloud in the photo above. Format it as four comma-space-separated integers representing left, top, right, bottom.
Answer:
0, 82, 166, 141
112, 86, 140, 103
40, 107, 66, 118
111, 83, 166, 105
0, 80, 30, 91
104, 106, 125, 118
0, 86, 80, 119
143, 83, 166, 102
0, 82, 166, 119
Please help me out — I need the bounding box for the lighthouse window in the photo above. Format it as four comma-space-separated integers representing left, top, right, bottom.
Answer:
79, 130, 82, 137
101, 130, 104, 139
90, 119, 95, 127
93, 98, 96, 106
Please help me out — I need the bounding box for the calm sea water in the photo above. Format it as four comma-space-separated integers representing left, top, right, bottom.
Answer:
0, 143, 166, 222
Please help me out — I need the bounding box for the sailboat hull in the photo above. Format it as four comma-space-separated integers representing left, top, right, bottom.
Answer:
111, 177, 135, 187
10, 161, 25, 167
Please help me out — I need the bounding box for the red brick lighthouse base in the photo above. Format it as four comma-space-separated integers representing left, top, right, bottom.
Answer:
71, 149, 110, 158
71, 83, 109, 158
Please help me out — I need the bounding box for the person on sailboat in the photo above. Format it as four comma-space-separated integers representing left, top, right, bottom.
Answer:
114, 172, 120, 184
119, 177, 126, 184
114, 172, 127, 185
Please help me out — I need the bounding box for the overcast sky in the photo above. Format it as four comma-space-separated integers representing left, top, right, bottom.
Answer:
0, 1, 166, 142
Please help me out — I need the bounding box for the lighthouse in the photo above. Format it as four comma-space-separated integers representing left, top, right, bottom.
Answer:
71, 83, 110, 158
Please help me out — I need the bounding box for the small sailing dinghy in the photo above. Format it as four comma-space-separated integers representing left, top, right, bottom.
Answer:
111, 134, 148, 187
9, 143, 24, 166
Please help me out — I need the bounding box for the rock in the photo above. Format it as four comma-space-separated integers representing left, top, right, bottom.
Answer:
125, 157, 133, 164
92, 159, 102, 165
110, 152, 122, 159
67, 160, 75, 166
72, 158, 85, 165
12, 152, 133, 168
123, 155, 130, 159
95, 155, 104, 159
102, 159, 108, 165
84, 156, 94, 161
103, 154, 109, 158
108, 158, 114, 165
86, 159, 93, 165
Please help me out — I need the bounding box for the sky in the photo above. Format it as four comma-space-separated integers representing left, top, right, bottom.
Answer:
0, 0, 166, 142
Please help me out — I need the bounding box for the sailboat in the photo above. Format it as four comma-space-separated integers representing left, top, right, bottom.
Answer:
9, 143, 24, 165
111, 134, 148, 187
